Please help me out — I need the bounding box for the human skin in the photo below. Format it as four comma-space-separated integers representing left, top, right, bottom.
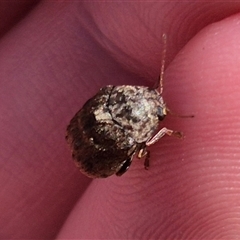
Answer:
1, 1, 240, 239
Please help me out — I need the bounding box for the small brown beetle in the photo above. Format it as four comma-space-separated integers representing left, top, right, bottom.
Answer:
66, 34, 185, 178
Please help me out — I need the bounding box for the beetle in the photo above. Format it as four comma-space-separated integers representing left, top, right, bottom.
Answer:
66, 34, 184, 178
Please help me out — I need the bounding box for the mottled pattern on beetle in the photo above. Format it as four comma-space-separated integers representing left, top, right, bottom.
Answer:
108, 86, 165, 143
66, 86, 138, 178
93, 87, 135, 150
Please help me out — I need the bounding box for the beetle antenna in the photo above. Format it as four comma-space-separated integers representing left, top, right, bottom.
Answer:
158, 33, 167, 95
167, 108, 194, 118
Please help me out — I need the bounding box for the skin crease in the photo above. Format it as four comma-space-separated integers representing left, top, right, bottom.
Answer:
0, 0, 40, 38
1, 1, 240, 239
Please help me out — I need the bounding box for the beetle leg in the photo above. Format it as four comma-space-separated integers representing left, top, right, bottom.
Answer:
116, 155, 134, 176
137, 147, 150, 170
146, 127, 183, 146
